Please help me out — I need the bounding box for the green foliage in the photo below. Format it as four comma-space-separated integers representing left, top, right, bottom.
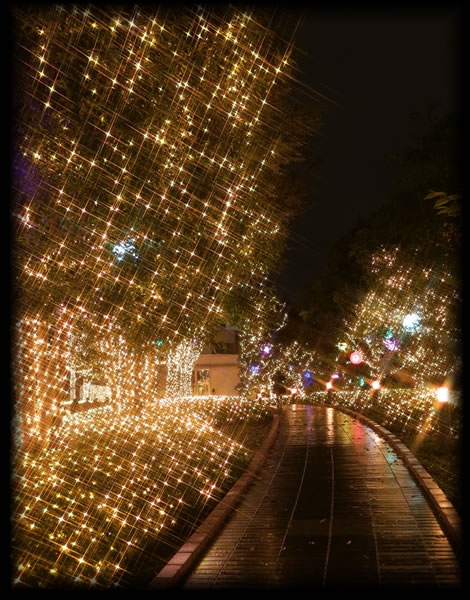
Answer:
425, 190, 462, 217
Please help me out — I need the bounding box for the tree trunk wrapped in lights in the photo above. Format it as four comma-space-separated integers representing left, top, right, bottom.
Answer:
166, 338, 203, 398
13, 316, 70, 452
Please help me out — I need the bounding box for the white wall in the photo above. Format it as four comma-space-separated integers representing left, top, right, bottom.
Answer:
193, 353, 240, 396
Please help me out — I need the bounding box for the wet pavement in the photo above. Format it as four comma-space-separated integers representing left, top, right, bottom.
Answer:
150, 404, 462, 589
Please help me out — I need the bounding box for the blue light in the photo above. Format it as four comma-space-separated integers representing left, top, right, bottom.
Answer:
402, 312, 421, 332
302, 370, 313, 386
112, 238, 139, 262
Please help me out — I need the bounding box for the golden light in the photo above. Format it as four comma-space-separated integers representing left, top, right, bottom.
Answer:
11, 4, 323, 589
436, 386, 449, 403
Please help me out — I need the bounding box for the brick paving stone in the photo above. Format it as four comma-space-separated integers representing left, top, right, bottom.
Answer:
149, 404, 462, 590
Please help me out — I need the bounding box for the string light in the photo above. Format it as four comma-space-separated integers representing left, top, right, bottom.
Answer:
341, 246, 461, 390
11, 397, 273, 588
12, 4, 318, 381
12, 5, 461, 590
11, 4, 321, 589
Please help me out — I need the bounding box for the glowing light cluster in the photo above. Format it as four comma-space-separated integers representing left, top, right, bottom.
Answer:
240, 335, 318, 399
12, 3, 320, 427
12, 4, 316, 358
11, 397, 272, 588
349, 351, 362, 365
341, 246, 461, 389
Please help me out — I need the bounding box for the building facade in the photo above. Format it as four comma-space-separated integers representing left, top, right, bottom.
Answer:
192, 325, 240, 396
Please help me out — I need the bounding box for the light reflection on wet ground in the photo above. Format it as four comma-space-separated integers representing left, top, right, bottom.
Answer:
183, 404, 461, 589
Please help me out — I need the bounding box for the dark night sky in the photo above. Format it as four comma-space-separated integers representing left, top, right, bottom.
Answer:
275, 6, 461, 303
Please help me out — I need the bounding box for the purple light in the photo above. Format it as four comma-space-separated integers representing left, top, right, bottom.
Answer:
384, 337, 399, 351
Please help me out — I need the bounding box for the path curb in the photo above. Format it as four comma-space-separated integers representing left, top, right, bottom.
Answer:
148, 410, 281, 589
336, 405, 462, 558
149, 404, 461, 588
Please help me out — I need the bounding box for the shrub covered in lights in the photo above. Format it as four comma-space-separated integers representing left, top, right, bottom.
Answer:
11, 397, 273, 589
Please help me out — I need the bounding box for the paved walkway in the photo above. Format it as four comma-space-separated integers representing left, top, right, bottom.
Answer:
150, 404, 462, 589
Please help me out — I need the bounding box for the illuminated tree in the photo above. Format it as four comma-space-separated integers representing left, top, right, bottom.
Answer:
12, 5, 322, 407
289, 107, 461, 390
340, 244, 461, 390
236, 287, 288, 395
338, 108, 462, 390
